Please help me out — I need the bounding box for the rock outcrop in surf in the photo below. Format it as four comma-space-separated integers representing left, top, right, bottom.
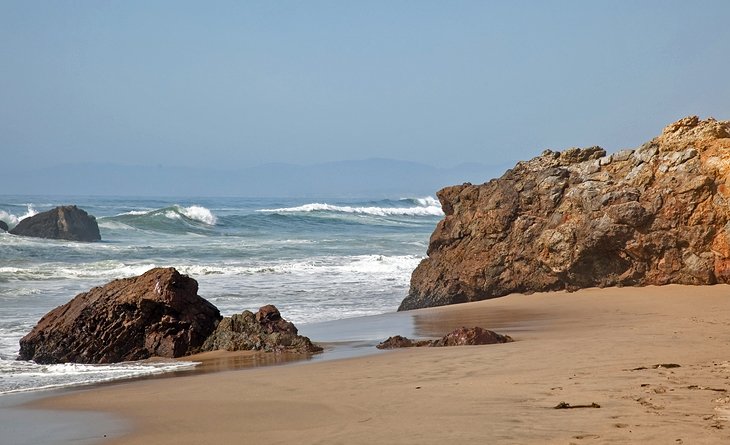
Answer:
19, 268, 221, 364
400, 116, 730, 310
18, 268, 323, 364
10, 205, 101, 242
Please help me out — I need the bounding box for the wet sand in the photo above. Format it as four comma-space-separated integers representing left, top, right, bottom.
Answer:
29, 285, 730, 443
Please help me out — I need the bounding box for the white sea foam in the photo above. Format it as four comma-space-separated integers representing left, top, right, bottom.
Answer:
0, 262, 158, 282
0, 204, 38, 229
412, 196, 440, 207
177, 205, 217, 225
258, 198, 443, 217
0, 358, 198, 395
176, 255, 421, 278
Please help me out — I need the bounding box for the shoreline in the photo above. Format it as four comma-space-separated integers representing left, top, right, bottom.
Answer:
18, 285, 730, 443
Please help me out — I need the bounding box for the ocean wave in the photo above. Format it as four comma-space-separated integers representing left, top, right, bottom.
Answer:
116, 205, 216, 225
0, 254, 422, 283
177, 254, 422, 277
258, 197, 443, 217
0, 204, 39, 229
101, 205, 217, 233
0, 262, 159, 282
0, 358, 198, 395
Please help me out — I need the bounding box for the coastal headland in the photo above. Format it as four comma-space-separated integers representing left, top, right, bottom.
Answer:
31, 285, 730, 444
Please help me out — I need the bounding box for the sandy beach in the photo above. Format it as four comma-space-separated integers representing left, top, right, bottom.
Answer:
29, 285, 730, 444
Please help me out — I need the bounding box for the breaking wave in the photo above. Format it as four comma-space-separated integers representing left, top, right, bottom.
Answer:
101, 205, 217, 232
258, 197, 443, 217
0, 204, 38, 229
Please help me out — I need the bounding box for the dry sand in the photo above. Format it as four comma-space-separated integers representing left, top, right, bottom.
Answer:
32, 285, 730, 444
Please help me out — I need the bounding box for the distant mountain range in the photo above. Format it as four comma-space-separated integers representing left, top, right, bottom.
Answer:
6, 158, 512, 197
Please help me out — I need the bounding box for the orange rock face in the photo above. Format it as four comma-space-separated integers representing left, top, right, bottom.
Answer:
400, 116, 730, 310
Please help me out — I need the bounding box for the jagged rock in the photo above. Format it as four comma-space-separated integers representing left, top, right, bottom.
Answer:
18, 268, 221, 364
0, 220, 8, 232
401, 116, 730, 310
10, 205, 101, 241
377, 327, 512, 349
201, 305, 322, 354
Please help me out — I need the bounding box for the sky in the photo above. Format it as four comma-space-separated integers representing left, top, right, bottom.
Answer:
2, 1, 729, 175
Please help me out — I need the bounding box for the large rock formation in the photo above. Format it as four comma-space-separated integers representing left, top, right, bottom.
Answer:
201, 305, 322, 354
18, 268, 221, 364
400, 116, 730, 310
10, 205, 101, 242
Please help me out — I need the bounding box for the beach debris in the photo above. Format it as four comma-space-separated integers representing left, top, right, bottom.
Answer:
688, 385, 727, 392
400, 116, 730, 311
653, 363, 681, 369
18, 268, 221, 364
376, 327, 513, 349
201, 304, 322, 354
630, 363, 681, 371
554, 402, 601, 409
9, 205, 101, 241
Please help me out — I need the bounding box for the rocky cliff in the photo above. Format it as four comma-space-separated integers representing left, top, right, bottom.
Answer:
400, 116, 730, 310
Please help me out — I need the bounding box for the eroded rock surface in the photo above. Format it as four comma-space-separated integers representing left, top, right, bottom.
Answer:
10, 205, 101, 241
202, 305, 322, 354
401, 116, 730, 310
18, 268, 221, 364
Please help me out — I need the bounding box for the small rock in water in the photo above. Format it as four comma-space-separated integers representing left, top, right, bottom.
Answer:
202, 305, 322, 354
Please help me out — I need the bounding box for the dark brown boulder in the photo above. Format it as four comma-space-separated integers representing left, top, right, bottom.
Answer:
202, 305, 322, 354
401, 116, 730, 310
376, 327, 512, 349
430, 327, 513, 347
18, 268, 221, 364
10, 205, 101, 242
376, 335, 424, 349
0, 220, 8, 232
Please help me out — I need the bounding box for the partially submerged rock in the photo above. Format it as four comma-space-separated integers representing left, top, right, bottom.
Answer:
0, 220, 8, 232
401, 116, 730, 310
18, 268, 221, 364
202, 305, 322, 354
377, 327, 513, 349
10, 205, 101, 241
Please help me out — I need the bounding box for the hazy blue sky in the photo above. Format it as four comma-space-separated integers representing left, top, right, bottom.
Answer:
2, 1, 729, 172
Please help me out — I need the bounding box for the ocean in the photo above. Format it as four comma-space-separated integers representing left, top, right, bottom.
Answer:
0, 195, 442, 395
